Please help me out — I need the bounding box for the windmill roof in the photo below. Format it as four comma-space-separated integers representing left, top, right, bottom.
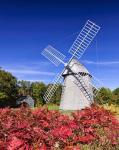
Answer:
63, 59, 90, 75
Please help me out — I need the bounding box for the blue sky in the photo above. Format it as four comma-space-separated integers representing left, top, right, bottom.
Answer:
0, 0, 119, 89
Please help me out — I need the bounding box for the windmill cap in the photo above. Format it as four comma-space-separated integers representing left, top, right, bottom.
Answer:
63, 59, 91, 76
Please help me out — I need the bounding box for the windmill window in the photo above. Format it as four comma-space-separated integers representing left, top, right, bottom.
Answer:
79, 72, 87, 76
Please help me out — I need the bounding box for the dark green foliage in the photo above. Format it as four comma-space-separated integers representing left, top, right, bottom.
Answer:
18, 80, 31, 96
96, 87, 113, 105
31, 82, 47, 106
113, 88, 119, 97
0, 69, 18, 107
18, 81, 62, 106
96, 87, 119, 106
112, 88, 119, 105
51, 84, 62, 105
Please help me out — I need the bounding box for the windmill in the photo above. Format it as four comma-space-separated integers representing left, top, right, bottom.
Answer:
42, 20, 101, 110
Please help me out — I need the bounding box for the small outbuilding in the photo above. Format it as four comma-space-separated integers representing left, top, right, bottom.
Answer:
16, 95, 34, 108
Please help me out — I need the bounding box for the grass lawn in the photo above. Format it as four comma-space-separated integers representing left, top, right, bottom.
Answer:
45, 104, 59, 110
43, 104, 76, 117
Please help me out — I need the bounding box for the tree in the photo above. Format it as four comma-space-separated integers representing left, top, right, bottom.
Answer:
96, 87, 113, 105
18, 80, 31, 96
113, 88, 119, 97
0, 69, 18, 107
31, 82, 47, 106
52, 84, 62, 105
112, 88, 119, 105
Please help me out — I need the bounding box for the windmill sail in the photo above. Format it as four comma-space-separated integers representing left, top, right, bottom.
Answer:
92, 86, 98, 97
91, 75, 103, 97
43, 74, 63, 102
69, 20, 100, 60
42, 45, 66, 66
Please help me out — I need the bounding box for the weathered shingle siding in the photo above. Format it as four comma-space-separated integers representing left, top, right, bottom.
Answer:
16, 96, 34, 107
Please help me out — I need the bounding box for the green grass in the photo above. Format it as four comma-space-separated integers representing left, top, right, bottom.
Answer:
47, 104, 59, 110
44, 104, 75, 117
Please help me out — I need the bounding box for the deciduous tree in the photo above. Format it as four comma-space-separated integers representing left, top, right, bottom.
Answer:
31, 82, 47, 105
0, 68, 18, 107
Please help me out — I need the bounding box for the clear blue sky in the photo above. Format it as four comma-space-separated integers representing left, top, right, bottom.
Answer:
0, 0, 119, 89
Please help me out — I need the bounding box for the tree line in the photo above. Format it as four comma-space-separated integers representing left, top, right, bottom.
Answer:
0, 68, 119, 107
0, 68, 61, 107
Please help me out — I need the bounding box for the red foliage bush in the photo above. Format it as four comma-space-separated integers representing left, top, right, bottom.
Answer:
0, 105, 119, 149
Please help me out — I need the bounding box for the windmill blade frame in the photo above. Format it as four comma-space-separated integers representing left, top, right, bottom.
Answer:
43, 73, 63, 102
91, 75, 104, 97
69, 20, 100, 60
42, 45, 66, 66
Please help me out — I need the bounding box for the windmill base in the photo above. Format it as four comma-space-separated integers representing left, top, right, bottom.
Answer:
59, 100, 92, 110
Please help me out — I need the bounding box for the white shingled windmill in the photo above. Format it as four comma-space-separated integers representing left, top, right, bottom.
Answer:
42, 20, 101, 110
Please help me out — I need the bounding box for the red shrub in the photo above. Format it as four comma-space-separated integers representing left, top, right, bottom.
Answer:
0, 105, 118, 149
